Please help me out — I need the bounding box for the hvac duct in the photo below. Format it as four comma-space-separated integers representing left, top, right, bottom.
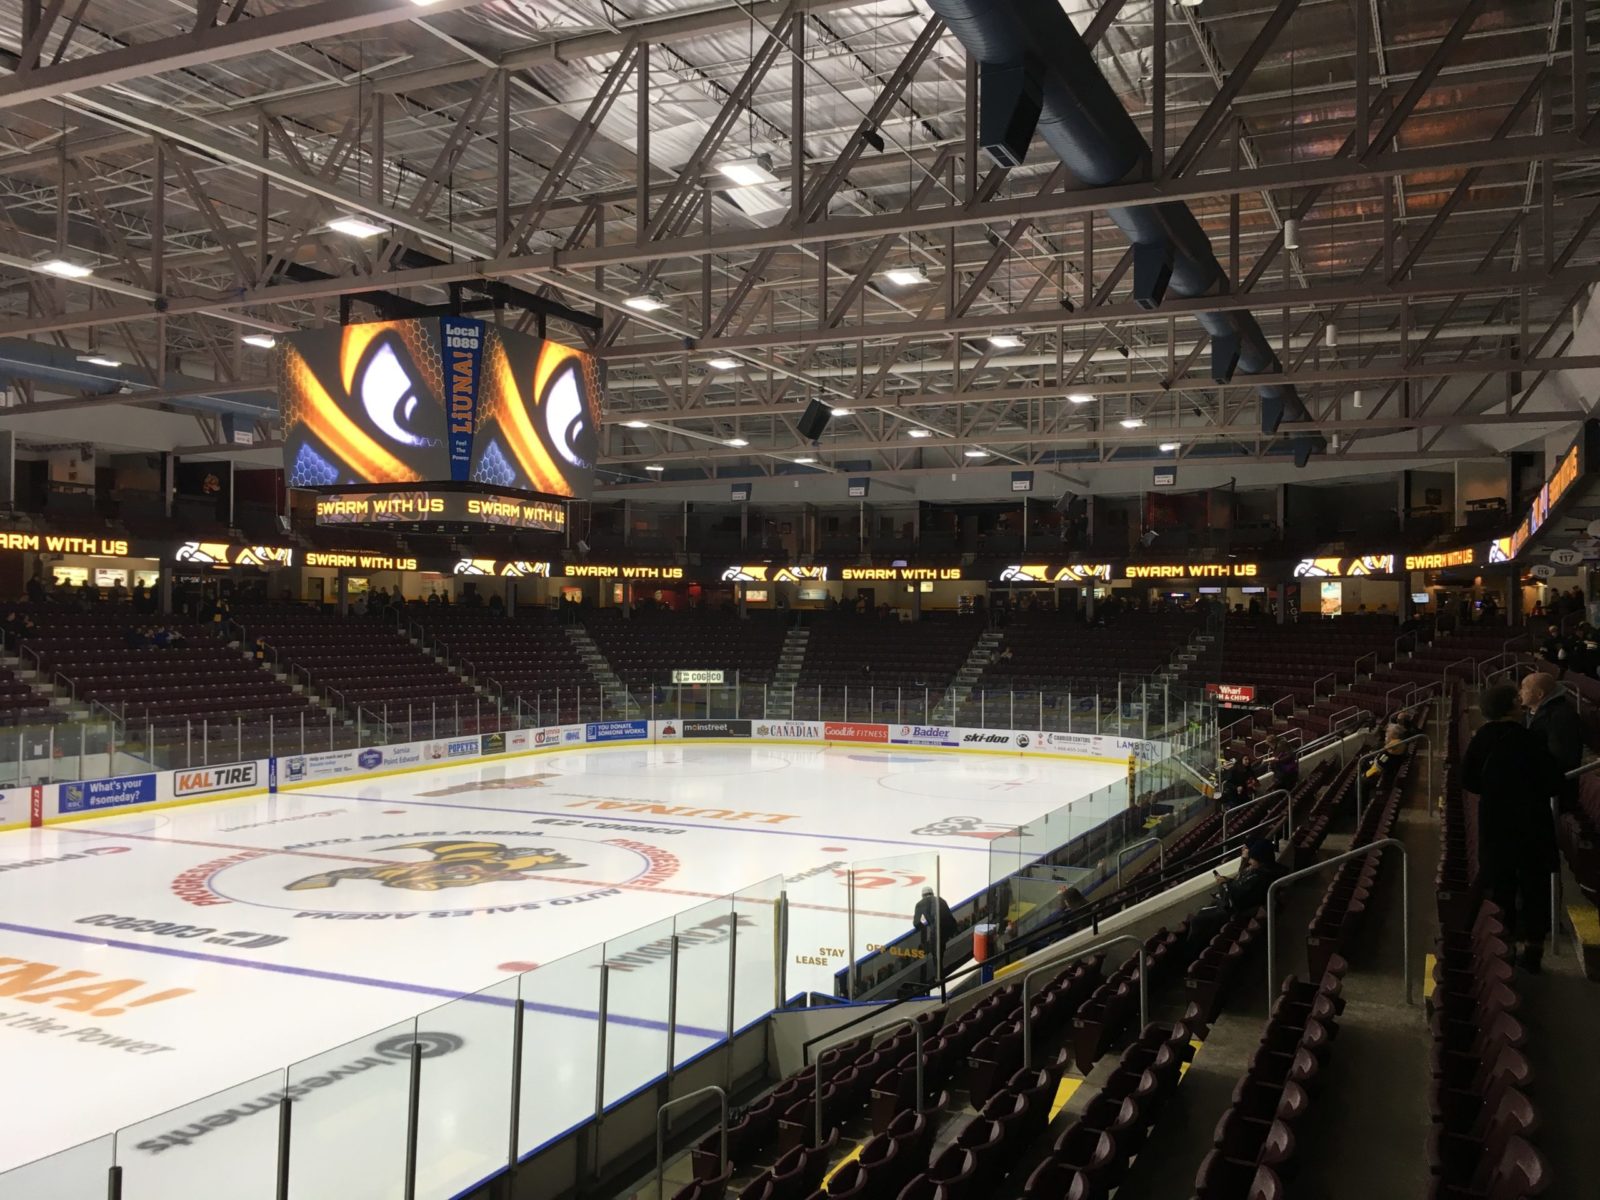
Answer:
928, 0, 1324, 462
0, 338, 272, 416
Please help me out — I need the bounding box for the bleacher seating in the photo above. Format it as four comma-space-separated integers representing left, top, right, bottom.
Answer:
584, 609, 787, 690
797, 617, 981, 691
411, 608, 600, 721
969, 615, 1199, 697
19, 610, 308, 728
1191, 958, 1348, 1199
236, 607, 486, 728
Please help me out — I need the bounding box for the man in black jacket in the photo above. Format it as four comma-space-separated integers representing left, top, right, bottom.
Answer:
1521, 671, 1584, 813
912, 886, 957, 978
1185, 838, 1283, 952
1462, 683, 1563, 973
1537, 623, 1571, 675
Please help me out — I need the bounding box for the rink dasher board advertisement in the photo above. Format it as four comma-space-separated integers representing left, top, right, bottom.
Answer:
13, 719, 1163, 830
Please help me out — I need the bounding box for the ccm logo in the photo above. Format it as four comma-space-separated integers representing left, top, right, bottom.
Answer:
174, 764, 259, 796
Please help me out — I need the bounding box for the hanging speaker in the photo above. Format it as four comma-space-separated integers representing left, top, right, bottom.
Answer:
979, 60, 1042, 169
797, 399, 832, 442
1211, 334, 1241, 383
1133, 242, 1174, 310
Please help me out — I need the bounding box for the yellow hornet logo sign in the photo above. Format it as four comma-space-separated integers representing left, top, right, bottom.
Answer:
284, 840, 584, 893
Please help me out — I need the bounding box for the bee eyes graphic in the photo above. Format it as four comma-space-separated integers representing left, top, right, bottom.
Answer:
360, 339, 433, 448
543, 364, 593, 470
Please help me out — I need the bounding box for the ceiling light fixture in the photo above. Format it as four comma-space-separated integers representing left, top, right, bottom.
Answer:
794, 457, 817, 465
963, 448, 991, 458
718, 157, 778, 188
829, 407, 853, 417
242, 334, 277, 350
644, 464, 665, 472
1324, 321, 1337, 349
705, 357, 739, 371
906, 429, 933, 439
881, 266, 929, 287
623, 420, 650, 429
326, 214, 387, 239
1066, 393, 1095, 405
622, 292, 669, 313
986, 333, 1024, 350
77, 354, 120, 368
1352, 389, 1364, 409
726, 438, 749, 447
1120, 418, 1145, 429
36, 256, 93, 279
1160, 442, 1181, 452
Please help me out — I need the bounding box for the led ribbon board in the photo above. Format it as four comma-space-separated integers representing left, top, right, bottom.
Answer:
313, 490, 565, 533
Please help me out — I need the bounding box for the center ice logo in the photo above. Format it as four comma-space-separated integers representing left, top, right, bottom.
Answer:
284, 840, 585, 893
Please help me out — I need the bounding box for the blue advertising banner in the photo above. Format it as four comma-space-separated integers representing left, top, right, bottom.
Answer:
58, 774, 157, 815
440, 316, 485, 482
586, 720, 649, 743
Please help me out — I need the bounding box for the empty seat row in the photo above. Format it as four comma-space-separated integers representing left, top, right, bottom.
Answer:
1190, 958, 1348, 1199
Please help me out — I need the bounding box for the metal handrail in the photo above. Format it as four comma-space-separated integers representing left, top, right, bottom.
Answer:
1313, 672, 1337, 704
1354, 651, 1377, 680
1114, 838, 1165, 891
814, 1015, 923, 1145
1482, 661, 1530, 688
1265, 838, 1409, 1007
1565, 757, 1600, 779
1476, 651, 1517, 684
1222, 787, 1289, 843
1443, 656, 1476, 690
1022, 934, 1146, 1070
656, 1086, 727, 1200
1355, 733, 1432, 827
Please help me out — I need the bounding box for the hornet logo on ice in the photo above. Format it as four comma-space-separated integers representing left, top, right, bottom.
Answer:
284, 840, 585, 893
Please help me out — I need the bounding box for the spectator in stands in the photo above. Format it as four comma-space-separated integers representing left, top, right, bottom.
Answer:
151, 626, 173, 649
125, 626, 148, 650
1462, 683, 1562, 973
252, 636, 270, 663
1537, 623, 1570, 673
1217, 742, 1255, 810
1056, 885, 1087, 916
1521, 670, 1583, 812
1185, 838, 1283, 952
996, 644, 1014, 664
488, 593, 504, 614
25, 572, 45, 605
133, 579, 149, 612
1267, 735, 1299, 791
1573, 623, 1600, 678
912, 886, 957, 978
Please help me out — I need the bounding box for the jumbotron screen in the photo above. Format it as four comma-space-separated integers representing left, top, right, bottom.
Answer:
278, 317, 600, 499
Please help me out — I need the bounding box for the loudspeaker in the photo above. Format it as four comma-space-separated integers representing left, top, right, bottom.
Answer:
1292, 437, 1314, 469
1211, 334, 1241, 384
980, 60, 1042, 168
1260, 395, 1286, 435
1133, 242, 1174, 310
797, 399, 832, 442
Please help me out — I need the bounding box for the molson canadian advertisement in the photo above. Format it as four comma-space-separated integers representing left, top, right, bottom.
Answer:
278, 317, 601, 499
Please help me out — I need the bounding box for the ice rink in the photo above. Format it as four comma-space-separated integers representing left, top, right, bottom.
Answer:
0, 742, 1126, 1197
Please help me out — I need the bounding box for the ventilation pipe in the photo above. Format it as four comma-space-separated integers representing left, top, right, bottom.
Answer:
929, 0, 1324, 462
0, 338, 272, 416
